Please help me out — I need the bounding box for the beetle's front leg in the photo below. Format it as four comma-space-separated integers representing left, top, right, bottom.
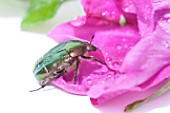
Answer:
73, 59, 80, 84
81, 56, 106, 65
81, 56, 123, 74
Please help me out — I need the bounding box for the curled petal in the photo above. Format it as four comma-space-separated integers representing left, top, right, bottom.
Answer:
81, 0, 137, 25
88, 26, 170, 104
131, 0, 154, 36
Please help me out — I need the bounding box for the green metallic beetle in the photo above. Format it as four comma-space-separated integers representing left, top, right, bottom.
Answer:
30, 36, 105, 92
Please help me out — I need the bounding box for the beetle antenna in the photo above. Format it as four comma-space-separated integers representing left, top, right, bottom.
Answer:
89, 35, 95, 45
29, 85, 45, 92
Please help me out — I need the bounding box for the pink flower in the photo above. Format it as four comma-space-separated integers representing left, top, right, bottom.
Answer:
48, 0, 170, 105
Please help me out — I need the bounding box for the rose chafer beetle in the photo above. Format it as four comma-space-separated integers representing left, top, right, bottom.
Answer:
30, 36, 105, 92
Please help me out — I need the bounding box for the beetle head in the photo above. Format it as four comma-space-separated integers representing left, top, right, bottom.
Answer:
86, 35, 97, 52
86, 43, 97, 52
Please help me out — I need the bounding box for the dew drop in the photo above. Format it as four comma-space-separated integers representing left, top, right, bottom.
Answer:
165, 29, 169, 33
107, 74, 112, 78
145, 5, 149, 8
144, 17, 148, 20
164, 13, 170, 19
102, 12, 106, 16
102, 11, 109, 17
159, 22, 163, 25
117, 45, 122, 50
113, 73, 119, 79
119, 58, 123, 63
124, 8, 129, 12
106, 57, 112, 62
156, 1, 161, 5
87, 76, 91, 79
164, 41, 170, 49
111, 11, 115, 15
168, 19, 170, 23
87, 79, 93, 85
122, 38, 126, 42
112, 62, 120, 69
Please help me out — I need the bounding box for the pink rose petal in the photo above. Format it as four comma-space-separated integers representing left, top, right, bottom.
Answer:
130, 0, 154, 36
47, 0, 170, 106
81, 0, 124, 23
88, 26, 170, 104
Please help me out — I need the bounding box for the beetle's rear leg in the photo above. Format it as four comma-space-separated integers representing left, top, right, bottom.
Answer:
73, 59, 80, 84
81, 56, 106, 65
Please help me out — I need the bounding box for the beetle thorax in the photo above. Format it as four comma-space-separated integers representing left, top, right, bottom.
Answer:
69, 43, 87, 57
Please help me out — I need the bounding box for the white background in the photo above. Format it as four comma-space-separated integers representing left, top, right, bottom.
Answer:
0, 0, 170, 113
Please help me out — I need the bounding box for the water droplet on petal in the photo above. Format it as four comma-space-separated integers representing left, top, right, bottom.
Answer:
113, 73, 119, 79
112, 62, 120, 69
102, 11, 109, 17
107, 74, 112, 78
106, 57, 112, 62
87, 79, 93, 85
119, 59, 123, 63
87, 76, 91, 79
144, 17, 148, 20
102, 12, 106, 16
117, 45, 122, 50
168, 19, 170, 23
124, 8, 129, 12
165, 29, 169, 33
164, 41, 170, 48
122, 38, 126, 42
164, 13, 170, 19
159, 22, 163, 25
156, 1, 161, 5
145, 5, 149, 8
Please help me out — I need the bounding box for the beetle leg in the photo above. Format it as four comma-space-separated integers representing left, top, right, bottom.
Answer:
29, 85, 45, 92
81, 56, 106, 65
73, 59, 80, 84
53, 68, 66, 78
81, 56, 123, 74
43, 64, 49, 74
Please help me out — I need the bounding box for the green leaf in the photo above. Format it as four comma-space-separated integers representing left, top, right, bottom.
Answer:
21, 0, 66, 29
125, 80, 170, 112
